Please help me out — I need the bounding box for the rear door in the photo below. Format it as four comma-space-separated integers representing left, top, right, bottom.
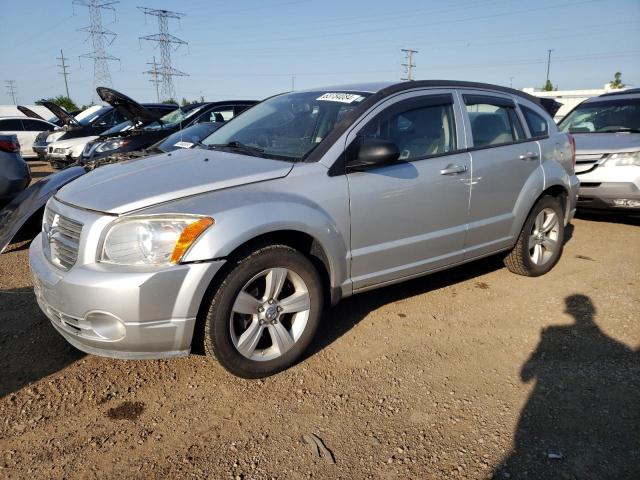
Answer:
0, 119, 29, 157
459, 91, 541, 258
346, 90, 471, 290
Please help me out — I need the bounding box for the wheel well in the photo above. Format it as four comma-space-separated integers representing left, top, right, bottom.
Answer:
541, 184, 568, 216
191, 230, 334, 353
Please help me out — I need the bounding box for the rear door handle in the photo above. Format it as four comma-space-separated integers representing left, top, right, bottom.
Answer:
440, 164, 467, 175
519, 151, 539, 160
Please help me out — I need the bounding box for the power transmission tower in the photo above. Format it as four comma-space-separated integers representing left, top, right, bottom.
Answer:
545, 49, 555, 84
73, 0, 120, 95
139, 7, 189, 101
401, 48, 418, 81
57, 49, 72, 99
144, 56, 162, 102
5, 80, 17, 104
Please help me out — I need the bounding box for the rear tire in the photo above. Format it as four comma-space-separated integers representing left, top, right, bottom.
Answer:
504, 195, 565, 277
201, 244, 323, 378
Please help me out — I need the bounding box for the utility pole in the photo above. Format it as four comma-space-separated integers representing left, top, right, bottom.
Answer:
139, 7, 189, 102
291, 75, 295, 92
57, 49, 71, 98
144, 56, 161, 102
545, 49, 554, 84
509, 76, 514, 88
5, 80, 17, 104
401, 48, 418, 81
73, 0, 120, 97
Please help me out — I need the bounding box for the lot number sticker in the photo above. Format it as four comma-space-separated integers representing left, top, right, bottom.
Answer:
317, 93, 364, 103
174, 141, 194, 149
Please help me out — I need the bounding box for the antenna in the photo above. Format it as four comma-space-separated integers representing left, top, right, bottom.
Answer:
401, 48, 418, 81
5, 80, 17, 104
57, 49, 72, 99
73, 0, 120, 98
138, 7, 189, 102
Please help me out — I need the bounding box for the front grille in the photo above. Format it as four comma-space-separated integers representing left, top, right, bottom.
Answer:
43, 205, 83, 270
575, 153, 605, 175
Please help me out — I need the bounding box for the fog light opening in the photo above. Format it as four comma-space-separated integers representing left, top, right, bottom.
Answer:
85, 311, 126, 340
613, 198, 640, 208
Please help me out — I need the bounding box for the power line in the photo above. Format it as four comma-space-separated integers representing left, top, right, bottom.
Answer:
144, 56, 161, 102
57, 49, 71, 99
73, 0, 120, 98
5, 80, 17, 104
139, 7, 189, 102
401, 49, 418, 81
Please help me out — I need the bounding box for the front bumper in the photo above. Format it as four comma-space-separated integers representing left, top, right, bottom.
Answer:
29, 233, 225, 359
576, 165, 640, 212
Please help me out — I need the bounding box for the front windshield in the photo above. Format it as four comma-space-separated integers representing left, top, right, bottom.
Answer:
203, 90, 371, 160
76, 106, 108, 125
558, 98, 640, 133
143, 105, 205, 131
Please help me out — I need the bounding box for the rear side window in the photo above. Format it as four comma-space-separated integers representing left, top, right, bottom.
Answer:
0, 119, 24, 131
520, 105, 548, 138
196, 108, 235, 123
464, 95, 525, 148
23, 119, 50, 131
355, 94, 457, 161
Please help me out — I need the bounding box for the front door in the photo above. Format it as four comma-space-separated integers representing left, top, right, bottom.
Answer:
346, 91, 471, 291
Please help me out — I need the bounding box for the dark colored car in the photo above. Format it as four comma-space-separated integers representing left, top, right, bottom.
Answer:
80, 87, 256, 162
0, 135, 31, 209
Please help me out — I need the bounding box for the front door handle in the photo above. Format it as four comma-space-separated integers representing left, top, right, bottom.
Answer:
519, 151, 539, 160
440, 164, 468, 175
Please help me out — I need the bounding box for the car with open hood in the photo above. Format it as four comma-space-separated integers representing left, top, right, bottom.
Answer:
79, 88, 256, 163
0, 106, 56, 159
558, 88, 640, 213
45, 91, 177, 169
0, 134, 31, 209
28, 80, 578, 378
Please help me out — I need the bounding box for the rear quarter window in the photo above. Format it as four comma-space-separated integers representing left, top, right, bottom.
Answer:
520, 105, 548, 138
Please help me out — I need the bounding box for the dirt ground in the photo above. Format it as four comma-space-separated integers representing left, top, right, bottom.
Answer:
1, 161, 639, 479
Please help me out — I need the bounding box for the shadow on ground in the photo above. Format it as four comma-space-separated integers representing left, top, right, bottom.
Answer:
493, 294, 640, 479
0, 287, 84, 398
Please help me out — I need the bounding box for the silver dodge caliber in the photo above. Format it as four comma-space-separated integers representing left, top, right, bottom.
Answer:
29, 81, 579, 378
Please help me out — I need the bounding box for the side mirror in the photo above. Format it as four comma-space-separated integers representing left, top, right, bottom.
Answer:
349, 138, 400, 171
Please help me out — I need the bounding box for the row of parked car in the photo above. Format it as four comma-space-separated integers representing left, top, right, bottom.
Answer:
0, 80, 637, 378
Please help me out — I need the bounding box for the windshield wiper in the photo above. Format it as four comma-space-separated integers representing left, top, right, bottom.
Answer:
596, 127, 640, 133
207, 141, 265, 157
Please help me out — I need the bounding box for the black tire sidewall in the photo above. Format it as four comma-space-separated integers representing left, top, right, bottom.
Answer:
205, 246, 323, 378
519, 196, 565, 276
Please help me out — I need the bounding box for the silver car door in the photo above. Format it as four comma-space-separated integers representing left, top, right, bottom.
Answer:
458, 90, 541, 259
346, 89, 471, 291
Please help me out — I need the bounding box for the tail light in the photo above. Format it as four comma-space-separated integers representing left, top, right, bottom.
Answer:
0, 138, 20, 153
567, 134, 576, 171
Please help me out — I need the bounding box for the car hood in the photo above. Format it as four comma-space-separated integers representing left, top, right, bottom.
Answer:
39, 101, 77, 125
55, 148, 294, 214
17, 105, 44, 120
50, 136, 98, 148
97, 87, 165, 124
572, 132, 640, 154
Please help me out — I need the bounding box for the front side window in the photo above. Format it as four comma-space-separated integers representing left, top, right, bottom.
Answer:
352, 96, 456, 161
23, 119, 50, 131
196, 108, 234, 123
143, 105, 206, 131
520, 105, 549, 138
558, 98, 640, 133
466, 96, 525, 147
203, 91, 372, 161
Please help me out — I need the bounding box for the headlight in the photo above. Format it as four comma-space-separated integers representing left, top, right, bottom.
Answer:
96, 138, 130, 153
100, 215, 214, 265
603, 151, 640, 167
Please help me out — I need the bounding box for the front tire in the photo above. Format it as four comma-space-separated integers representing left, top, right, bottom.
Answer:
504, 195, 565, 277
201, 244, 323, 378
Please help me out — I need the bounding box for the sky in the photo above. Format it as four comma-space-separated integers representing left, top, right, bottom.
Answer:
2, 0, 639, 106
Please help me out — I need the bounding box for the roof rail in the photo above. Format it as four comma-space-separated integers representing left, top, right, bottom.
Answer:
599, 88, 640, 97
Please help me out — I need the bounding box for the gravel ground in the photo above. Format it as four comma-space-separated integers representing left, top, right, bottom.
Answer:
1, 162, 639, 479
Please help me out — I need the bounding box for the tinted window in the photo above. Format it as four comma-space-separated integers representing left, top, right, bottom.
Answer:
97, 109, 127, 127
0, 119, 24, 131
355, 97, 456, 161
23, 119, 50, 131
196, 108, 234, 124
520, 105, 548, 138
466, 100, 524, 147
